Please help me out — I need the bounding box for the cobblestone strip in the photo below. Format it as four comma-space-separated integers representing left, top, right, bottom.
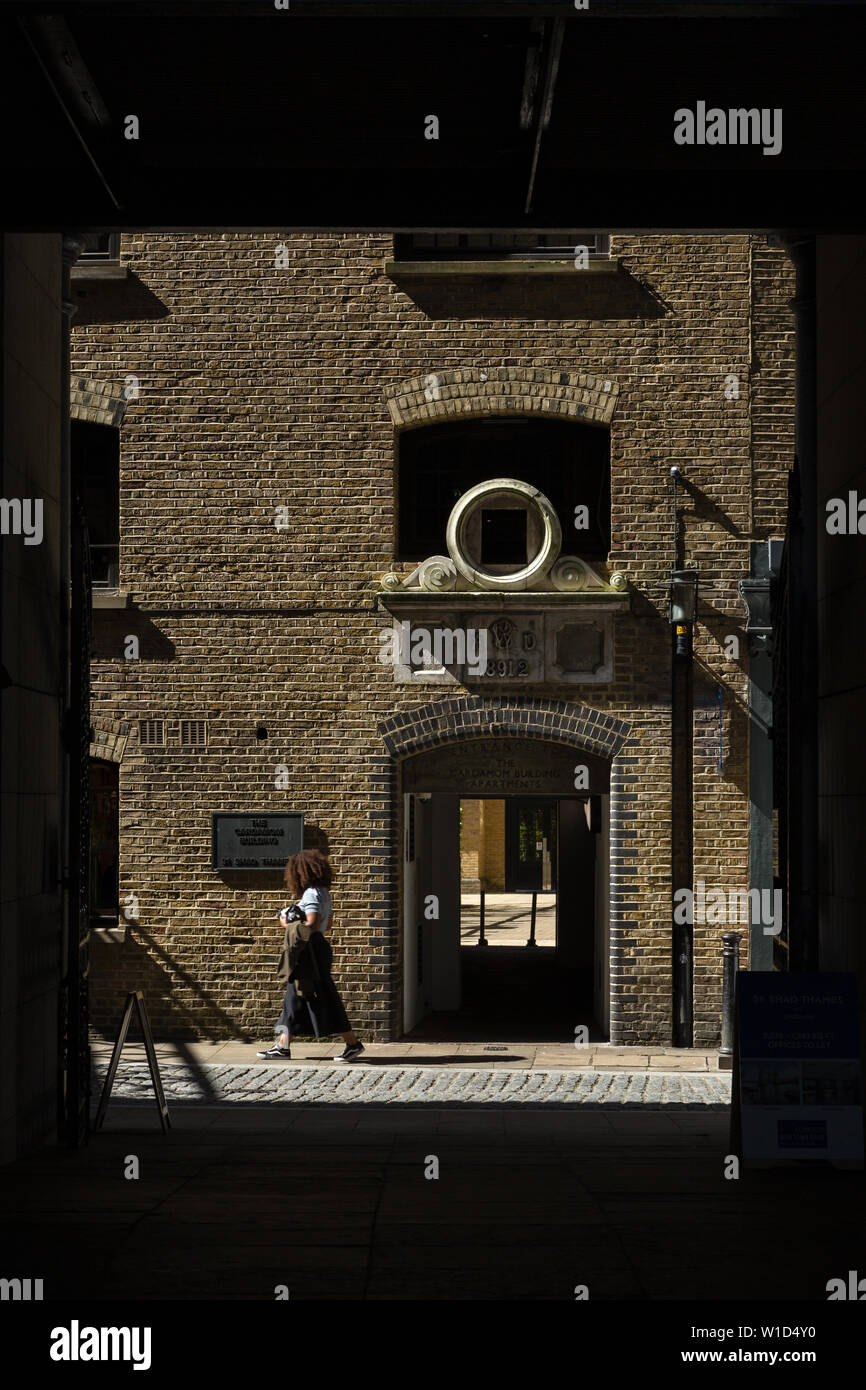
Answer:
91, 1063, 731, 1107
624, 1073, 649, 1104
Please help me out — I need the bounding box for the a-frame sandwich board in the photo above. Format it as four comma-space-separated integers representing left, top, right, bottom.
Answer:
94, 990, 171, 1133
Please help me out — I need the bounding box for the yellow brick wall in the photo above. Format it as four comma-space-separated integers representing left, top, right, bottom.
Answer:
72, 232, 795, 1043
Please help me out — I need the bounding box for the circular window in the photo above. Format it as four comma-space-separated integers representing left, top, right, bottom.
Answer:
445, 478, 562, 591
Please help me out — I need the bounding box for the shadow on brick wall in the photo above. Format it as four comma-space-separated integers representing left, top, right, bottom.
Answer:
391, 265, 670, 321
72, 272, 170, 327
92, 608, 177, 660
91, 922, 255, 1041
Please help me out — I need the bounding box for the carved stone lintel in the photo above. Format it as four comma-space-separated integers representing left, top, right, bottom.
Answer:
381, 610, 613, 685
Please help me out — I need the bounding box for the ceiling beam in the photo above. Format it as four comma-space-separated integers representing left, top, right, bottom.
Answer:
523, 16, 563, 215
19, 14, 122, 209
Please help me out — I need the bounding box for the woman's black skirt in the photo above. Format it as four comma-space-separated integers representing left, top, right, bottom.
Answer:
275, 930, 350, 1039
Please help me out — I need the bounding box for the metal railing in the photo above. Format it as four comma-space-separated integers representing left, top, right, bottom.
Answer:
473, 890, 544, 948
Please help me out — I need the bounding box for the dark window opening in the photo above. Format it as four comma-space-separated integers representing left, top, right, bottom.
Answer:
78, 232, 121, 262
397, 415, 610, 561
394, 232, 609, 261
90, 760, 119, 924
71, 419, 119, 587
481, 509, 527, 565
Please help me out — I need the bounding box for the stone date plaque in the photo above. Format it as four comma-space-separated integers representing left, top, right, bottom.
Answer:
466, 613, 543, 683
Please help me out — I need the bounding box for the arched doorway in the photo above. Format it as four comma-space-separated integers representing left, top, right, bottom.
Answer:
377, 696, 633, 1044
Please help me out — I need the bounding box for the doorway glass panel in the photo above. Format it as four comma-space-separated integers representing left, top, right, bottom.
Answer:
507, 800, 557, 892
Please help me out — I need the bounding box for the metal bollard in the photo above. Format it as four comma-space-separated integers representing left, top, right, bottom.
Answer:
719, 931, 742, 1066
526, 891, 538, 947
477, 889, 488, 946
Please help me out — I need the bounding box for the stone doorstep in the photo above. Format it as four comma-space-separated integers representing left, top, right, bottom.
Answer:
647, 1054, 711, 1070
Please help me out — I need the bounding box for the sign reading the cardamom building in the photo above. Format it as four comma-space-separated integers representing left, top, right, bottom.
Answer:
211, 813, 304, 870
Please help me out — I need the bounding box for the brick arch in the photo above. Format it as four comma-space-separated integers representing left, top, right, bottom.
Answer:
70, 377, 128, 428
379, 695, 630, 761
370, 696, 636, 1046
385, 366, 619, 431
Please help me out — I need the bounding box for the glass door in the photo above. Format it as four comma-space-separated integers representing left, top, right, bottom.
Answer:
505, 799, 557, 892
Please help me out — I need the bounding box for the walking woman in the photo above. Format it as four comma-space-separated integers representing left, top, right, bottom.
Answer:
257, 848, 364, 1063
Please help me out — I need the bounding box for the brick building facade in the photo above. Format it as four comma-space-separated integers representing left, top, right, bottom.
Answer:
70, 232, 795, 1047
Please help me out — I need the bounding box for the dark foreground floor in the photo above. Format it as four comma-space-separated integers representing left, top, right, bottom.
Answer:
3, 1102, 863, 1301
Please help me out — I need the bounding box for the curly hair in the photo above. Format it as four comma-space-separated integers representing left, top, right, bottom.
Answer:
284, 848, 332, 897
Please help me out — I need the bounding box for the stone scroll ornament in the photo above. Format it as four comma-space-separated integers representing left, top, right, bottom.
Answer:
417, 556, 458, 591
550, 556, 589, 592
377, 478, 631, 598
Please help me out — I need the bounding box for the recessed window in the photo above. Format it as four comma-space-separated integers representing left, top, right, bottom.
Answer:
481, 509, 527, 565
72, 420, 119, 588
90, 760, 119, 924
78, 232, 121, 263
397, 415, 609, 561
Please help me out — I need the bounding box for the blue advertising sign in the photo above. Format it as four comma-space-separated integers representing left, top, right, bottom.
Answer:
737, 973, 863, 1163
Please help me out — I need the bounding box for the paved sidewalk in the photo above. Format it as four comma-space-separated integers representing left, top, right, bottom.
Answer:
460, 892, 557, 945
90, 1060, 732, 1107
89, 1039, 724, 1071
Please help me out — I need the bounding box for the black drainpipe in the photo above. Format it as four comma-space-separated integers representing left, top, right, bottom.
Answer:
58, 233, 84, 1146
670, 470, 693, 1046
781, 234, 818, 970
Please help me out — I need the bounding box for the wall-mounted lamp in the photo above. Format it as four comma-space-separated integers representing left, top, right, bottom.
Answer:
668, 569, 698, 657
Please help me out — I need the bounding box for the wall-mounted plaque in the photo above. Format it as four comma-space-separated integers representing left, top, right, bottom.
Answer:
381, 611, 615, 686
211, 813, 304, 870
